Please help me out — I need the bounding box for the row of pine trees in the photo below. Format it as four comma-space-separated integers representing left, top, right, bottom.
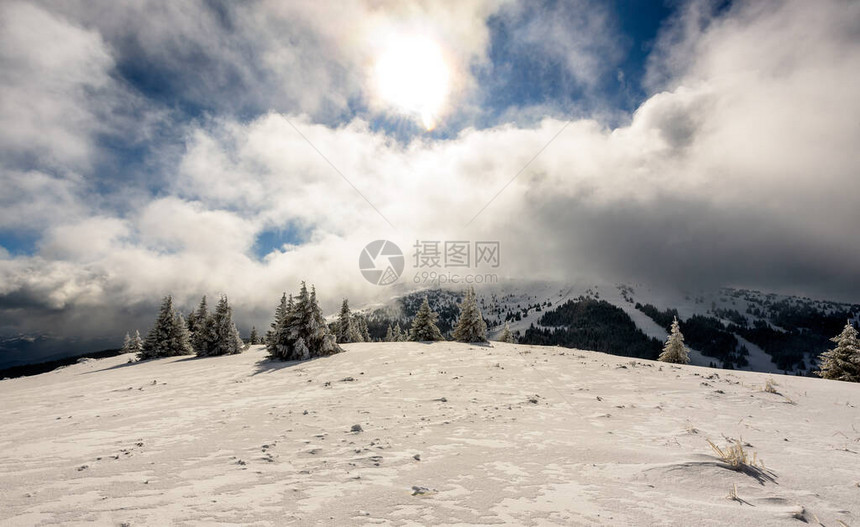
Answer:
125, 285, 515, 361
122, 286, 860, 383
122, 295, 244, 359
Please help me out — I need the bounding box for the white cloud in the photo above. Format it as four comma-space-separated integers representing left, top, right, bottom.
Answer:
137, 197, 258, 255
0, 170, 87, 231
0, 2, 114, 169
2, 0, 860, 344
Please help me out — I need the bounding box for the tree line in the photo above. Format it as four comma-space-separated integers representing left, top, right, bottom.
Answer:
122, 285, 518, 362
121, 286, 859, 383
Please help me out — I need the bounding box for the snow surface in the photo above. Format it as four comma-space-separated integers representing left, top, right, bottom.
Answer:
1, 343, 858, 526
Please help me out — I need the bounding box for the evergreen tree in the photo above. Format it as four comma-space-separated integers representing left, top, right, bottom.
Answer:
452, 286, 488, 343
189, 296, 212, 355
307, 285, 343, 356
385, 323, 395, 342
336, 299, 355, 343
187, 296, 208, 336
140, 296, 193, 359
409, 297, 445, 342
349, 313, 364, 342
499, 321, 515, 343
394, 322, 406, 341
122, 332, 133, 354
659, 316, 690, 364
131, 329, 143, 355
198, 295, 244, 356
174, 313, 194, 354
249, 326, 259, 345
266, 293, 289, 351
268, 283, 343, 360
817, 320, 860, 382
356, 313, 371, 342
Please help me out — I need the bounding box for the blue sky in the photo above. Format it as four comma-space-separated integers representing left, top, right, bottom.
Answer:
1, 0, 859, 364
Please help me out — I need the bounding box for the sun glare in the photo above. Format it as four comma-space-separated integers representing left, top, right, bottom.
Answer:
373, 34, 450, 130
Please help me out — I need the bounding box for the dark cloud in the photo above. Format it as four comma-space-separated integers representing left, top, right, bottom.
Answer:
533, 195, 860, 302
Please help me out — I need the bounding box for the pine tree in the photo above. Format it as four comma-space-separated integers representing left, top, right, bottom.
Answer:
817, 320, 860, 382
307, 285, 343, 356
266, 293, 289, 352
140, 296, 193, 359
499, 321, 515, 343
394, 322, 406, 341
409, 297, 445, 342
385, 324, 395, 342
349, 313, 364, 342
189, 296, 211, 355
337, 299, 355, 343
198, 295, 244, 356
249, 326, 259, 345
187, 296, 208, 336
356, 313, 371, 342
174, 313, 194, 354
268, 283, 343, 360
452, 286, 488, 343
122, 332, 132, 354
659, 316, 690, 364
131, 330, 143, 355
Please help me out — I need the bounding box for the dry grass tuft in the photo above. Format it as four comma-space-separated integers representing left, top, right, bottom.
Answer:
707, 438, 764, 470
725, 483, 752, 506
726, 483, 740, 502
763, 377, 779, 394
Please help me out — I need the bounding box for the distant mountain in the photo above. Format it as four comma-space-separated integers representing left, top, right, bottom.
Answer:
359, 280, 860, 376
0, 334, 118, 370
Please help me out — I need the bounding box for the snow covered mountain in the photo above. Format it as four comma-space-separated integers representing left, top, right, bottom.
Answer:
359, 280, 860, 376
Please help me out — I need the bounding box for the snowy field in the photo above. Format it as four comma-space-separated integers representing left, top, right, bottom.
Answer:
1, 343, 858, 526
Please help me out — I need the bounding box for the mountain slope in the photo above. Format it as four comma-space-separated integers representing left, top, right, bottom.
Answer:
1, 344, 858, 526
362, 281, 859, 375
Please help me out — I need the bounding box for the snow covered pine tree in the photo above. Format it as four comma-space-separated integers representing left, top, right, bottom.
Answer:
336, 299, 354, 343
355, 313, 370, 342
189, 296, 214, 355
409, 297, 445, 342
266, 293, 290, 351
198, 295, 244, 356
122, 330, 144, 355
452, 286, 487, 343
336, 299, 364, 343
658, 316, 690, 364
267, 283, 343, 360
817, 320, 860, 382
139, 295, 193, 359
394, 322, 406, 341
186, 296, 207, 339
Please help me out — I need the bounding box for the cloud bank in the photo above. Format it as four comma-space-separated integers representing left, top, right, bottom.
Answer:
1, 0, 859, 359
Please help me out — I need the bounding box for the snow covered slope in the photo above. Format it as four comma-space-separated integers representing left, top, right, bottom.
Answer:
1, 344, 858, 526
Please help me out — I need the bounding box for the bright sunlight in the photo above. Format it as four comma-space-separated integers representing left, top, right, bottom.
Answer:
373, 34, 450, 130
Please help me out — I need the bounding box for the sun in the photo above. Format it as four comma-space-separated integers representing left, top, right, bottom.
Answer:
373, 34, 450, 131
